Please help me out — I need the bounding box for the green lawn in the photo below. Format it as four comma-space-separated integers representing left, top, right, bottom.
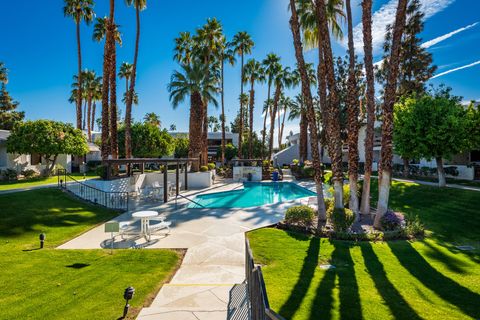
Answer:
248, 181, 480, 320
0, 189, 180, 319
0, 172, 98, 191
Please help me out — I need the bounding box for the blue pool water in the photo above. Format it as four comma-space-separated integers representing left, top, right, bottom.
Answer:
187, 182, 316, 208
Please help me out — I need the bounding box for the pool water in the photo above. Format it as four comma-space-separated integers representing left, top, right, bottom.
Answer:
187, 182, 316, 208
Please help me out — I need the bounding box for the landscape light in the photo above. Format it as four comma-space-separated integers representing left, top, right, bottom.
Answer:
39, 233, 46, 249
122, 286, 135, 318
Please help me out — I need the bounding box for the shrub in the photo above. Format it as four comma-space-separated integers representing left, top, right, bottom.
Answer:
86, 160, 102, 170
1, 169, 18, 181
324, 198, 334, 213
380, 210, 405, 231
444, 166, 459, 176
323, 171, 333, 184
328, 184, 351, 208
21, 169, 38, 179
262, 160, 270, 167
302, 166, 314, 178
207, 163, 216, 170
404, 213, 425, 237
284, 205, 315, 227
292, 159, 299, 165
327, 207, 355, 232
95, 165, 108, 179
200, 165, 209, 172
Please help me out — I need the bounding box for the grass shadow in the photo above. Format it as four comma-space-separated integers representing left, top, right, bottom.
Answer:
388, 241, 480, 319
361, 242, 422, 320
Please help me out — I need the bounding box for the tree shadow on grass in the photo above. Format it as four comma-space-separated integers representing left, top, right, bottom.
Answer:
278, 236, 320, 319
308, 241, 363, 320
361, 243, 422, 320
421, 240, 469, 274
388, 241, 480, 319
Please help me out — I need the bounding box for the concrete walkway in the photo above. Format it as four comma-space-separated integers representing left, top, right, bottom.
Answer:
58, 181, 296, 319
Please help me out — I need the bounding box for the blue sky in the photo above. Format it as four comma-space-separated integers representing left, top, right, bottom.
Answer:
1, 0, 479, 141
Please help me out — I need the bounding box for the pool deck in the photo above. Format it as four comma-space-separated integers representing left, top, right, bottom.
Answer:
58, 179, 307, 319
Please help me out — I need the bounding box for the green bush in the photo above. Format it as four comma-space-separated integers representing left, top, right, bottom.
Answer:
302, 166, 314, 177
327, 207, 355, 232
200, 165, 209, 172
86, 160, 102, 170
21, 169, 38, 179
207, 163, 216, 170
292, 159, 299, 165
323, 171, 333, 184
262, 160, 271, 167
284, 205, 315, 227
95, 165, 108, 179
324, 198, 334, 212
404, 214, 425, 237
1, 169, 18, 181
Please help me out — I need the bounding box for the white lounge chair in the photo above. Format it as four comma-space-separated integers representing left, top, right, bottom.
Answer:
149, 216, 171, 235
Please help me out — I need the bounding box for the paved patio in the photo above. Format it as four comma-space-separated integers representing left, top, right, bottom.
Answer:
58, 180, 301, 319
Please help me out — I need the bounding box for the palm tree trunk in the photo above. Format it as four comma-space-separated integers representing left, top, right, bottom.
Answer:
403, 157, 409, 177
91, 102, 96, 133
109, 18, 118, 161
238, 52, 244, 158
82, 100, 87, 130
221, 59, 226, 164
268, 86, 281, 160
289, 0, 327, 226
248, 80, 255, 159
360, 0, 375, 216
299, 110, 308, 162
75, 18, 83, 130
374, 0, 408, 228
87, 94, 92, 141
189, 92, 204, 172
100, 3, 113, 160
202, 100, 208, 166
346, 0, 360, 214
125, 5, 141, 159
315, 0, 343, 209
279, 105, 287, 150
261, 83, 271, 160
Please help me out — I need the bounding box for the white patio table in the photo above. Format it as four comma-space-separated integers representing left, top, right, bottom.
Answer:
132, 210, 158, 240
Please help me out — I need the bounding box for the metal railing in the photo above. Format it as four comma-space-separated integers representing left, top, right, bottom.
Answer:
174, 193, 205, 208
57, 169, 129, 211
245, 238, 285, 320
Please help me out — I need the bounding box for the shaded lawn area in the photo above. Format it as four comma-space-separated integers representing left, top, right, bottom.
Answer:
0, 189, 180, 319
248, 181, 480, 320
0, 172, 98, 191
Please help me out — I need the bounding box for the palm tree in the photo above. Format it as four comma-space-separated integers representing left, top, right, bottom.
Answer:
93, 17, 122, 44
359, 0, 376, 216
174, 32, 194, 65
288, 94, 308, 161
374, 0, 409, 228
313, 0, 344, 209
63, 0, 94, 130
194, 18, 223, 166
118, 62, 133, 95
268, 66, 292, 159
83, 70, 101, 141
345, 0, 360, 214
168, 63, 218, 171
289, 0, 328, 225
144, 112, 161, 127
124, 0, 147, 160
243, 59, 265, 158
219, 37, 235, 164
278, 95, 294, 149
91, 76, 102, 133
231, 31, 254, 158
261, 53, 281, 159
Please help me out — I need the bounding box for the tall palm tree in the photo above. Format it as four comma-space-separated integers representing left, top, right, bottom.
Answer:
168, 63, 218, 171
174, 32, 193, 65
63, 0, 94, 130
118, 62, 133, 95
194, 18, 223, 166
288, 94, 308, 161
93, 17, 122, 44
243, 59, 265, 158
124, 0, 147, 160
91, 76, 102, 133
360, 0, 376, 216
261, 53, 281, 159
289, 0, 328, 224
375, 0, 408, 228
143, 112, 161, 127
314, 0, 344, 209
268, 66, 292, 159
83, 70, 101, 141
278, 95, 295, 149
219, 37, 235, 164
345, 0, 360, 214
231, 31, 254, 158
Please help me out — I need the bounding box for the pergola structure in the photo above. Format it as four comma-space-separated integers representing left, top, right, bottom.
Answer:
102, 158, 198, 203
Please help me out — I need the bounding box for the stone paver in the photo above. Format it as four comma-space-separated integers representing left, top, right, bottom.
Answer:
58, 181, 298, 319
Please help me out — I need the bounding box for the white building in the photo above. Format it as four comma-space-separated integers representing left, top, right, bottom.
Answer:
170, 131, 239, 160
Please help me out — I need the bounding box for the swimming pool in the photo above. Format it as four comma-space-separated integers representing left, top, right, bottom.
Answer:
187, 182, 316, 208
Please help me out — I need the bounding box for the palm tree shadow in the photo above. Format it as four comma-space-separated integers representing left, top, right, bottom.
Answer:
388, 241, 480, 319
278, 236, 320, 319
361, 243, 422, 320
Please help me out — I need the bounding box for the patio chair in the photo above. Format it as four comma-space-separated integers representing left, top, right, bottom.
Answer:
149, 216, 171, 235
118, 220, 137, 239
138, 187, 154, 201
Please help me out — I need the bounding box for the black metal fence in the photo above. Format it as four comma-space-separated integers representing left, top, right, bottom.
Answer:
57, 169, 129, 211
245, 238, 285, 320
